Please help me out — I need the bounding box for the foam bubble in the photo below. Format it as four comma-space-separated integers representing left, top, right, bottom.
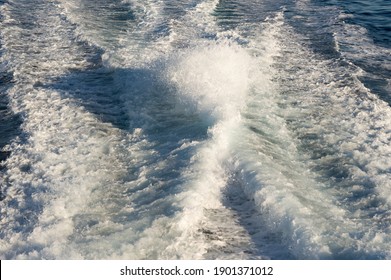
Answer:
168, 42, 251, 122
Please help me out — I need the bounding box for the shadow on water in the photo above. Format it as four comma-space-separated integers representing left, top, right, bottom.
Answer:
0, 70, 20, 147
1, 0, 212, 258
0, 68, 23, 238
0, 0, 212, 253
0, 70, 22, 198
39, 61, 212, 244
220, 174, 296, 260
46, 62, 210, 141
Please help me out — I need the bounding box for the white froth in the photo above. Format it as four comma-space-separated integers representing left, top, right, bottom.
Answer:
1, 0, 391, 260
265, 9, 391, 258
168, 42, 251, 121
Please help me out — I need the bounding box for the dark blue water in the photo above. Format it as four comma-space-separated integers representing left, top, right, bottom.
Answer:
326, 0, 391, 47
1, 0, 391, 260
0, 11, 19, 172
313, 0, 391, 104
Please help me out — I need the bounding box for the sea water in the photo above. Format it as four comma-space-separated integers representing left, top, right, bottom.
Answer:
0, 0, 390, 260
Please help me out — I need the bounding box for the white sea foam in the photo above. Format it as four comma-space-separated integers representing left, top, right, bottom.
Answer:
163, 39, 255, 258
258, 10, 391, 258
1, 0, 391, 260
0, 0, 159, 259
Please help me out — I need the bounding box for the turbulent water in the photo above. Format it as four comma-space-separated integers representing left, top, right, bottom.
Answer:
0, 0, 391, 260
